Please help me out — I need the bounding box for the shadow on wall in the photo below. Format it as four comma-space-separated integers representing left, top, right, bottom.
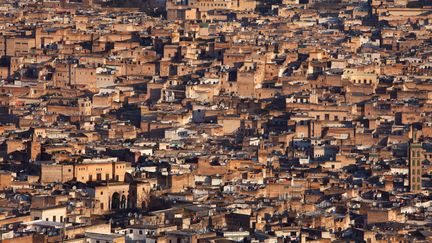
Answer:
101, 0, 167, 17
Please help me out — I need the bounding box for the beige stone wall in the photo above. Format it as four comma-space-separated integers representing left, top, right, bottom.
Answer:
197, 160, 227, 176
0, 172, 11, 190
41, 164, 74, 184
30, 206, 67, 222
218, 117, 241, 135
1, 235, 34, 243
47, 105, 80, 116
93, 184, 130, 213
65, 223, 111, 239
6, 140, 26, 154
73, 67, 97, 89
131, 182, 151, 209
188, 0, 255, 12
74, 162, 126, 183
5, 37, 36, 56
170, 173, 194, 193
0, 66, 8, 79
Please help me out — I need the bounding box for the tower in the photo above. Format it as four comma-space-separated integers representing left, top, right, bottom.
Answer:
409, 128, 422, 192
78, 98, 92, 116
27, 138, 41, 162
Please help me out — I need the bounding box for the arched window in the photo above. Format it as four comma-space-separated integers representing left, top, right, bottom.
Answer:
111, 192, 120, 210
121, 195, 127, 209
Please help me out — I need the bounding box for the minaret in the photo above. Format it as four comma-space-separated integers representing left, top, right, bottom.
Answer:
409, 127, 422, 193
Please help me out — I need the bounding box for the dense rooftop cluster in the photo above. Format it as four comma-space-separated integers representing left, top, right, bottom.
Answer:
0, 0, 431, 242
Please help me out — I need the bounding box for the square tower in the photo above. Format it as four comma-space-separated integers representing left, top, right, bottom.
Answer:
409, 143, 422, 192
